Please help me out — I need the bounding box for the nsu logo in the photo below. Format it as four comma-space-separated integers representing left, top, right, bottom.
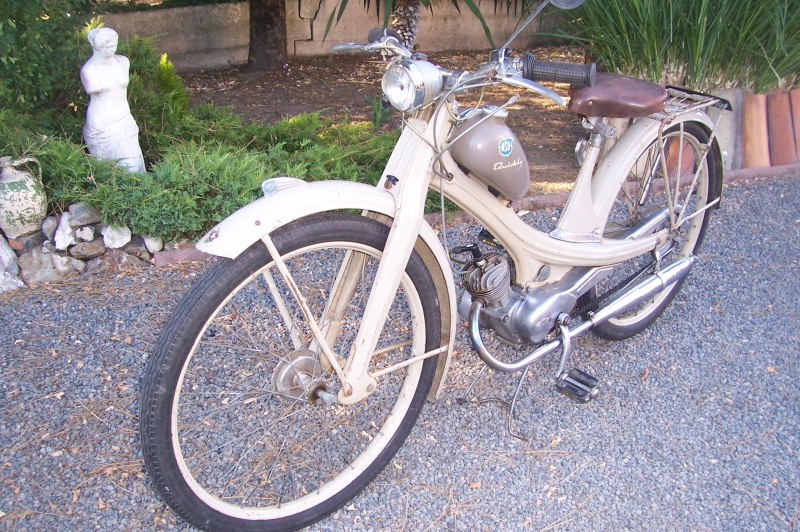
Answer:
498, 137, 514, 157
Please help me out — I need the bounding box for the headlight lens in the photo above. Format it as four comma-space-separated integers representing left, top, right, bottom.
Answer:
382, 59, 443, 112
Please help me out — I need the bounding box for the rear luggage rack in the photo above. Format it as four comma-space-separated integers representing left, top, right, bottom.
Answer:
649, 86, 732, 125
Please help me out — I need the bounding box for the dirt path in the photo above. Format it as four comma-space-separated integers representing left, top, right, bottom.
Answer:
181, 48, 586, 196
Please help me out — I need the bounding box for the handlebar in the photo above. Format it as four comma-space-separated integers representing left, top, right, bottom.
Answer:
522, 52, 596, 87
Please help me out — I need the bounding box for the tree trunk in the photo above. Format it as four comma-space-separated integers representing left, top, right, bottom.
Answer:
249, 0, 287, 71
391, 0, 422, 49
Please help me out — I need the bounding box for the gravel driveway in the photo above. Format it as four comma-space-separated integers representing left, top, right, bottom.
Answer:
1, 175, 798, 531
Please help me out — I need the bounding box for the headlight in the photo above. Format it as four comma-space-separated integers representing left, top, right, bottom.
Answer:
381, 59, 443, 113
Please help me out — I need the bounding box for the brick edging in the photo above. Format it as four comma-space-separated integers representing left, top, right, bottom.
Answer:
156, 164, 800, 266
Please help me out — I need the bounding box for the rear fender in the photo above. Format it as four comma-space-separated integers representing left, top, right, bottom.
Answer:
196, 178, 456, 400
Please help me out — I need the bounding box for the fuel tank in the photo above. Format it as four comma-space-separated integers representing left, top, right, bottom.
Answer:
449, 106, 530, 201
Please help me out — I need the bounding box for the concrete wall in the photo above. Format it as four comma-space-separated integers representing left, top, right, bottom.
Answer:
103, 1, 541, 72
288, 0, 540, 56
103, 3, 249, 72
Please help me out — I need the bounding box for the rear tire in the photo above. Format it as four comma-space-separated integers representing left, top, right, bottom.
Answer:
587, 121, 722, 340
140, 213, 441, 531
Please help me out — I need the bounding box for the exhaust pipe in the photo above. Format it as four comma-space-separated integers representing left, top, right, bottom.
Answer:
469, 256, 697, 373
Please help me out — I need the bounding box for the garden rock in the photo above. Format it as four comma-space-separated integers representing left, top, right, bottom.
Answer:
143, 235, 163, 253
85, 248, 149, 275
41, 215, 59, 241
67, 202, 102, 227
0, 235, 19, 275
75, 226, 95, 242
123, 237, 151, 262
0, 235, 23, 292
0, 269, 24, 292
101, 225, 131, 249
69, 239, 106, 260
54, 212, 77, 250
18, 247, 81, 284
7, 231, 47, 253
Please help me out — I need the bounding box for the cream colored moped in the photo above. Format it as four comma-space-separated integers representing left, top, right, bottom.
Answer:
140, 1, 729, 529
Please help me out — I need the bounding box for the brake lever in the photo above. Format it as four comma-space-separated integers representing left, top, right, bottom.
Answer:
331, 43, 369, 53
332, 36, 412, 58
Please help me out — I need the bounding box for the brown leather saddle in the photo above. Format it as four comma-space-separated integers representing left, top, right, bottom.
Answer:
568, 73, 667, 118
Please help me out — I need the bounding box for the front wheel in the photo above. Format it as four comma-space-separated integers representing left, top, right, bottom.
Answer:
140, 213, 441, 531
585, 121, 723, 340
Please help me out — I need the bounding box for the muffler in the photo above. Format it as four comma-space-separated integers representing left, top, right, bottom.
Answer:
469, 256, 697, 373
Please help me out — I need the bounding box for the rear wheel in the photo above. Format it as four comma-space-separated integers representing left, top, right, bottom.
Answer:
140, 213, 441, 531
586, 121, 722, 340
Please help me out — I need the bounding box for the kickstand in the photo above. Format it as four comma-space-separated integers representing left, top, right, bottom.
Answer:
508, 365, 531, 441
457, 363, 531, 442
456, 365, 487, 405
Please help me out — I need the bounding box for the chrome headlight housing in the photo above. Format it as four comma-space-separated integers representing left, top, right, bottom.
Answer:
381, 59, 443, 113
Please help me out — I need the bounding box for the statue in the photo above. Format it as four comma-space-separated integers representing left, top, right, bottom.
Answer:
81, 28, 146, 173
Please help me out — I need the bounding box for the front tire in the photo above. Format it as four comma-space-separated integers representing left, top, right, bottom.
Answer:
140, 213, 441, 531
587, 121, 723, 340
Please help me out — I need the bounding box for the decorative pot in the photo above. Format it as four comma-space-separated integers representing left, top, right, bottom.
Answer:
0, 156, 47, 239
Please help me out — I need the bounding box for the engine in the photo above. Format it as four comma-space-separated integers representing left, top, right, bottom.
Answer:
459, 253, 613, 345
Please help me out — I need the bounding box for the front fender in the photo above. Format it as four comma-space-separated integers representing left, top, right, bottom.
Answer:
196, 178, 456, 401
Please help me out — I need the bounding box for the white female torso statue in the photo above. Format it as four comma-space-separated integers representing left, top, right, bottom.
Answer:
81, 28, 145, 173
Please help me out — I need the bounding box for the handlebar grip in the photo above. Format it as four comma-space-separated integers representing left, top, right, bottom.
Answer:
522, 52, 596, 87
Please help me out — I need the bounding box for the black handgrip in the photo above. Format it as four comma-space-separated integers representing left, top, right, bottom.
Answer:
522, 52, 596, 88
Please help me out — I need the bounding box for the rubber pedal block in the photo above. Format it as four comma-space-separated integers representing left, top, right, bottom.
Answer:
566, 368, 599, 389
555, 379, 592, 403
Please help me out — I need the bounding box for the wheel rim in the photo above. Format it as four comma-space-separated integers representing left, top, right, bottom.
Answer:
604, 127, 709, 327
169, 241, 427, 519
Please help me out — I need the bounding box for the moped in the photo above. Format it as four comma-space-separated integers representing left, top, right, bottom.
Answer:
139, 1, 729, 529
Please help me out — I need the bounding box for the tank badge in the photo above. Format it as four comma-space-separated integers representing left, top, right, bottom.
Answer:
494, 158, 523, 171
498, 137, 514, 157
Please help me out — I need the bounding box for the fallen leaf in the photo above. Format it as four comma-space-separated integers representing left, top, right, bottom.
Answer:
550, 435, 562, 447
55, 391, 65, 399
641, 367, 650, 381
392, 460, 402, 470
346, 504, 355, 512
72, 489, 80, 503
469, 481, 482, 489
123, 337, 132, 345
98, 498, 106, 510
766, 366, 776, 374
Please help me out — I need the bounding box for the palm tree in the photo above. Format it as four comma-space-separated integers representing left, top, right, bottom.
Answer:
325, 0, 502, 49
390, 0, 422, 49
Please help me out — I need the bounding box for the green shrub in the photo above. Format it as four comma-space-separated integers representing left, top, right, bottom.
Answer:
0, 0, 94, 107
559, 0, 800, 91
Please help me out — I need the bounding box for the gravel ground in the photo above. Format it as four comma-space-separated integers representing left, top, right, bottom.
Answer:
1, 175, 798, 532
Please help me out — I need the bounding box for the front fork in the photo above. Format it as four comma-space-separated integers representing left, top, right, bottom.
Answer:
265, 117, 441, 405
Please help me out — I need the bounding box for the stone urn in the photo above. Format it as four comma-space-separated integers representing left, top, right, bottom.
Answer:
0, 156, 47, 239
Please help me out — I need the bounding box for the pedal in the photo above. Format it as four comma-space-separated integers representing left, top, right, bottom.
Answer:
555, 368, 600, 403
